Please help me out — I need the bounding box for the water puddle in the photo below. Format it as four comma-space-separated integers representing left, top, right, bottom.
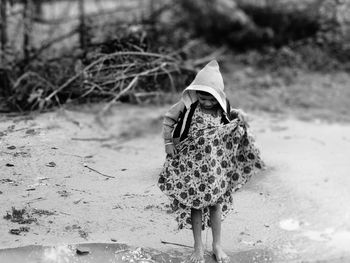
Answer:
0, 243, 181, 263
0, 243, 274, 263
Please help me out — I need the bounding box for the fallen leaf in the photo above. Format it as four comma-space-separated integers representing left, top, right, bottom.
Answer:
7, 146, 16, 150
76, 248, 90, 255
9, 227, 29, 235
46, 162, 56, 167
9, 229, 21, 235
73, 199, 82, 204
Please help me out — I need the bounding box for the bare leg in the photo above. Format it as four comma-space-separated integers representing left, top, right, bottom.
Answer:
189, 208, 205, 263
210, 205, 229, 263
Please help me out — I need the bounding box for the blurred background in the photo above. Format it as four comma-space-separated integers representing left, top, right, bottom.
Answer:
0, 0, 349, 121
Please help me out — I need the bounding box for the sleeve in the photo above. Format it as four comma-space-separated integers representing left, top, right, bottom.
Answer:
162, 100, 185, 143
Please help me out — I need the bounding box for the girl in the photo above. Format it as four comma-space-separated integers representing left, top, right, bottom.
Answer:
158, 60, 264, 263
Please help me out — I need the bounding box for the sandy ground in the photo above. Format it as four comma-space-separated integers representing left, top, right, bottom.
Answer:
0, 103, 350, 262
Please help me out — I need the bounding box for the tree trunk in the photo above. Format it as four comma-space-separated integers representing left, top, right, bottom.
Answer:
0, 0, 7, 54
34, 0, 43, 19
78, 0, 86, 50
23, 0, 34, 62
0, 68, 11, 97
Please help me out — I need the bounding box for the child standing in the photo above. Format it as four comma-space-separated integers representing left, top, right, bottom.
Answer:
158, 60, 264, 263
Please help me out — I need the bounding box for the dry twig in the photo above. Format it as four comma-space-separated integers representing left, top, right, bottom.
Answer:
83, 164, 115, 179
100, 75, 139, 115
160, 240, 192, 248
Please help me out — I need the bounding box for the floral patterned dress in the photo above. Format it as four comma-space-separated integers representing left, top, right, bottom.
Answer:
158, 106, 264, 230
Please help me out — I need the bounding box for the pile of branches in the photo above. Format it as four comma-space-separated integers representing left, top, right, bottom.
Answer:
10, 51, 187, 111
6, 25, 224, 112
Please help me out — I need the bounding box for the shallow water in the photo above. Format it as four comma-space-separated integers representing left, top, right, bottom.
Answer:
0, 243, 181, 263
0, 243, 274, 263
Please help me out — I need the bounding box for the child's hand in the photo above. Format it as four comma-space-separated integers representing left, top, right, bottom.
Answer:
230, 109, 249, 127
165, 143, 177, 158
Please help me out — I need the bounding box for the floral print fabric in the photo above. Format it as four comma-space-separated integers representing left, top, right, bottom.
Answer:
158, 106, 264, 230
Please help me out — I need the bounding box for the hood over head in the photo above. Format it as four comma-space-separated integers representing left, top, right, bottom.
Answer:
182, 60, 227, 112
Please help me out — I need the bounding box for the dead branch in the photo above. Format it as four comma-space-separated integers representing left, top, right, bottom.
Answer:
87, 62, 138, 75
160, 240, 192, 248
99, 75, 139, 115
83, 164, 115, 179
44, 51, 178, 102
13, 71, 56, 91
80, 81, 104, 97
72, 137, 111, 142
99, 63, 167, 87
10, 32, 209, 112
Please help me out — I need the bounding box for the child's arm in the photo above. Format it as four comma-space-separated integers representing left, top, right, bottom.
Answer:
162, 100, 186, 157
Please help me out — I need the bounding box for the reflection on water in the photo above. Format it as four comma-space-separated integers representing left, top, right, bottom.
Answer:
0, 243, 183, 263
0, 243, 274, 263
43, 245, 75, 263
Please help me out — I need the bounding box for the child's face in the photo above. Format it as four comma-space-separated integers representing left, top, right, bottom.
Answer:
197, 92, 219, 109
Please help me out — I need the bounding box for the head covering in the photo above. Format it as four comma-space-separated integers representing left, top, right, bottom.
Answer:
182, 60, 227, 113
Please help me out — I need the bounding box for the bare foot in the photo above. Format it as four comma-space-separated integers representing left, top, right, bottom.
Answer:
212, 244, 230, 263
188, 245, 205, 263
